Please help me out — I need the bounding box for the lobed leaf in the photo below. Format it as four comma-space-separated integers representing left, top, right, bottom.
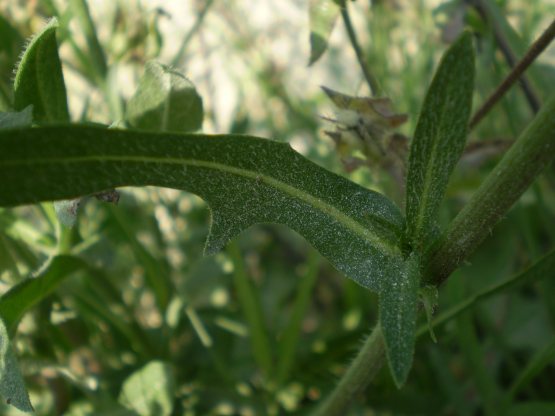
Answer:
308, 0, 341, 65
405, 31, 475, 250
0, 124, 403, 293
13, 18, 69, 123
126, 61, 203, 133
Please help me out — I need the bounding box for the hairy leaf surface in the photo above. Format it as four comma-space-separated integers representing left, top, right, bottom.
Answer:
0, 125, 404, 293
380, 253, 419, 388
405, 32, 475, 249
13, 18, 69, 123
0, 318, 33, 413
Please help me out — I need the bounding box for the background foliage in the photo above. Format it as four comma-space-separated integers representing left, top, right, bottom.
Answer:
0, 0, 554, 414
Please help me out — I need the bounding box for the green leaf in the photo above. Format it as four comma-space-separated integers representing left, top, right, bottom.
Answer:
118, 361, 175, 416
379, 253, 420, 388
405, 31, 475, 249
0, 125, 404, 294
126, 61, 203, 133
0, 106, 33, 129
419, 285, 438, 343
0, 317, 33, 413
13, 18, 70, 123
0, 255, 87, 334
308, 0, 341, 65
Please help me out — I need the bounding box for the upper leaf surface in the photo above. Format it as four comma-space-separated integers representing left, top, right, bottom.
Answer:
13, 18, 69, 123
0, 125, 403, 292
379, 253, 420, 388
126, 61, 203, 133
405, 31, 475, 249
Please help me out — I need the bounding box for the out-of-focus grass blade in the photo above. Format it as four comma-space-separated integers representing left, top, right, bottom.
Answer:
0, 255, 86, 334
476, 0, 554, 99
276, 248, 320, 385
508, 337, 555, 401
405, 31, 475, 250
228, 241, 274, 376
109, 206, 174, 313
69, 0, 108, 81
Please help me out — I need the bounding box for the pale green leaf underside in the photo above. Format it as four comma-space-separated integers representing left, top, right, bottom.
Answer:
405, 31, 475, 248
0, 125, 404, 292
0, 318, 33, 413
0, 107, 33, 129
126, 61, 203, 133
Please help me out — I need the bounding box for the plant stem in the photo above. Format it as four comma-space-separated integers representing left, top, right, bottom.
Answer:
340, 2, 381, 96
469, 0, 541, 115
312, 324, 385, 416
425, 94, 555, 286
416, 248, 555, 338
470, 18, 555, 129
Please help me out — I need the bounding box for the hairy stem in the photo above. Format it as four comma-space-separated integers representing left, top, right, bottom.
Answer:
426, 94, 555, 285
470, 18, 555, 129
340, 2, 381, 96
313, 324, 385, 416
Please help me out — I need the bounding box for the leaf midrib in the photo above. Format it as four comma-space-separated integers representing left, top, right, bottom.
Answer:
4, 154, 400, 257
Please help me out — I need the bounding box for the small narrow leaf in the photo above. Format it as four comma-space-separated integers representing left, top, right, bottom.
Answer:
13, 18, 70, 123
0, 318, 33, 413
0, 125, 404, 293
379, 253, 420, 388
405, 31, 475, 249
0, 106, 33, 129
308, 0, 341, 65
126, 61, 203, 133
118, 361, 175, 416
0, 255, 87, 334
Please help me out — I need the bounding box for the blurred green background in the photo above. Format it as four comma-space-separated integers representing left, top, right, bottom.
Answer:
0, 0, 554, 414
